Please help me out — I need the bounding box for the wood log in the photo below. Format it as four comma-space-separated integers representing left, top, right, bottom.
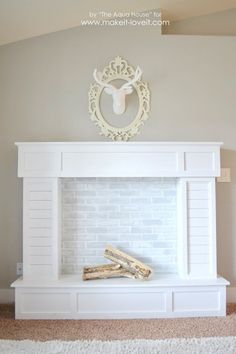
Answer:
104, 245, 153, 280
83, 263, 136, 281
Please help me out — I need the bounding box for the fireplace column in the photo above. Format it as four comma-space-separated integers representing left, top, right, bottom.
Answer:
178, 178, 217, 278
23, 177, 61, 280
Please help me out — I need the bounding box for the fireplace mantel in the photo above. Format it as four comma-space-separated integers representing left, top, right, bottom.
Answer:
16, 141, 222, 178
12, 141, 229, 319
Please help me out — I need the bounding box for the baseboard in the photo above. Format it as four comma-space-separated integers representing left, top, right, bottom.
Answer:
227, 286, 236, 303
0, 289, 14, 303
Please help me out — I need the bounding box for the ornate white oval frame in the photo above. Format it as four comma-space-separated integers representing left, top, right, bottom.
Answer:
88, 56, 150, 141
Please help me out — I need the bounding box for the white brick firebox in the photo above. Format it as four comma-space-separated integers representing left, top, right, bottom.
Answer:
61, 177, 177, 275
12, 142, 229, 319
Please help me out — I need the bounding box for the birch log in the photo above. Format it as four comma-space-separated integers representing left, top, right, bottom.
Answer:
104, 245, 153, 280
83, 263, 136, 281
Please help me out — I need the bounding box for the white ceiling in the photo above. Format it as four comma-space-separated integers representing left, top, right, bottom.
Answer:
0, 0, 236, 46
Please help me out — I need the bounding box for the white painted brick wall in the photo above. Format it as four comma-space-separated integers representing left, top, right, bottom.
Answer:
61, 178, 177, 275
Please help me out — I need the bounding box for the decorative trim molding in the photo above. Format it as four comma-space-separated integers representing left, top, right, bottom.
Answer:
0, 289, 14, 303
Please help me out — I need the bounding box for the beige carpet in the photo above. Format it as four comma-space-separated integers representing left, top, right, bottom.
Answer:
2, 337, 236, 354
0, 304, 236, 341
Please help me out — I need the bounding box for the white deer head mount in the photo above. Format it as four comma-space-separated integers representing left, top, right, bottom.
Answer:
88, 57, 150, 141
93, 66, 142, 115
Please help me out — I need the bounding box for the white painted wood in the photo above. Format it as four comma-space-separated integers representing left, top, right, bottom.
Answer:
177, 179, 188, 277
189, 179, 216, 278
20, 291, 72, 314
189, 237, 209, 245
12, 141, 229, 319
16, 142, 222, 178
12, 274, 229, 288
188, 264, 212, 274
77, 292, 166, 314
29, 247, 52, 256
188, 199, 209, 209
172, 288, 224, 313
178, 178, 217, 279
189, 243, 209, 255
189, 209, 209, 217
209, 178, 217, 278
184, 152, 215, 172
62, 152, 178, 177
29, 238, 52, 247
188, 227, 209, 236
188, 182, 209, 191
23, 151, 61, 174
29, 209, 52, 218
189, 218, 209, 227
12, 275, 228, 319
23, 178, 60, 280
188, 190, 209, 200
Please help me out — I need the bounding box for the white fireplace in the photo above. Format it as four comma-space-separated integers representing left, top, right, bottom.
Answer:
12, 142, 229, 319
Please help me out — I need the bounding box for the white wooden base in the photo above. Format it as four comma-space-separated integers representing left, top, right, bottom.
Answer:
12, 275, 229, 319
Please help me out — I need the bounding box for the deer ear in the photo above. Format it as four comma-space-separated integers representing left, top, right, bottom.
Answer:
104, 87, 114, 95
123, 87, 133, 95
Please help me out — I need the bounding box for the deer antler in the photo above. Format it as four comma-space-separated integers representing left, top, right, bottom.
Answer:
93, 69, 112, 89
121, 66, 142, 90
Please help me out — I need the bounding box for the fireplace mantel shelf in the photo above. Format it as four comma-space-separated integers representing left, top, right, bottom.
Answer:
15, 141, 223, 145
12, 141, 229, 320
12, 274, 229, 288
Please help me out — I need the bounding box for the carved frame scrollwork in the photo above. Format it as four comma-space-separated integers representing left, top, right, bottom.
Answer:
88, 56, 150, 141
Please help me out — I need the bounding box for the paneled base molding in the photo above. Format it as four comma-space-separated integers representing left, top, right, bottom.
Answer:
12, 275, 229, 319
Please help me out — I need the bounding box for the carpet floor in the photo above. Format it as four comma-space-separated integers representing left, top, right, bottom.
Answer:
1, 337, 236, 354
0, 304, 236, 341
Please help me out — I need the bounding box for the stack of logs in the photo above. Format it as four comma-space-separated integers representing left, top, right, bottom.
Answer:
83, 245, 153, 281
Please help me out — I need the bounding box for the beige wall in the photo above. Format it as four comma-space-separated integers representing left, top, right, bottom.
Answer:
163, 8, 236, 35
0, 25, 236, 289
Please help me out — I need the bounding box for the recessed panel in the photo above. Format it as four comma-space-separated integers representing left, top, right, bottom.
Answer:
77, 292, 166, 313
21, 292, 71, 313
24, 152, 61, 172
184, 152, 214, 172
173, 290, 220, 311
62, 152, 178, 177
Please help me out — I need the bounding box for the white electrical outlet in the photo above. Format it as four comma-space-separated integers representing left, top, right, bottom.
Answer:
16, 262, 23, 276
217, 168, 231, 183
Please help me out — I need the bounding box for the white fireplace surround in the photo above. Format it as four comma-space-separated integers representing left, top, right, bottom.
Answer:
12, 142, 229, 319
